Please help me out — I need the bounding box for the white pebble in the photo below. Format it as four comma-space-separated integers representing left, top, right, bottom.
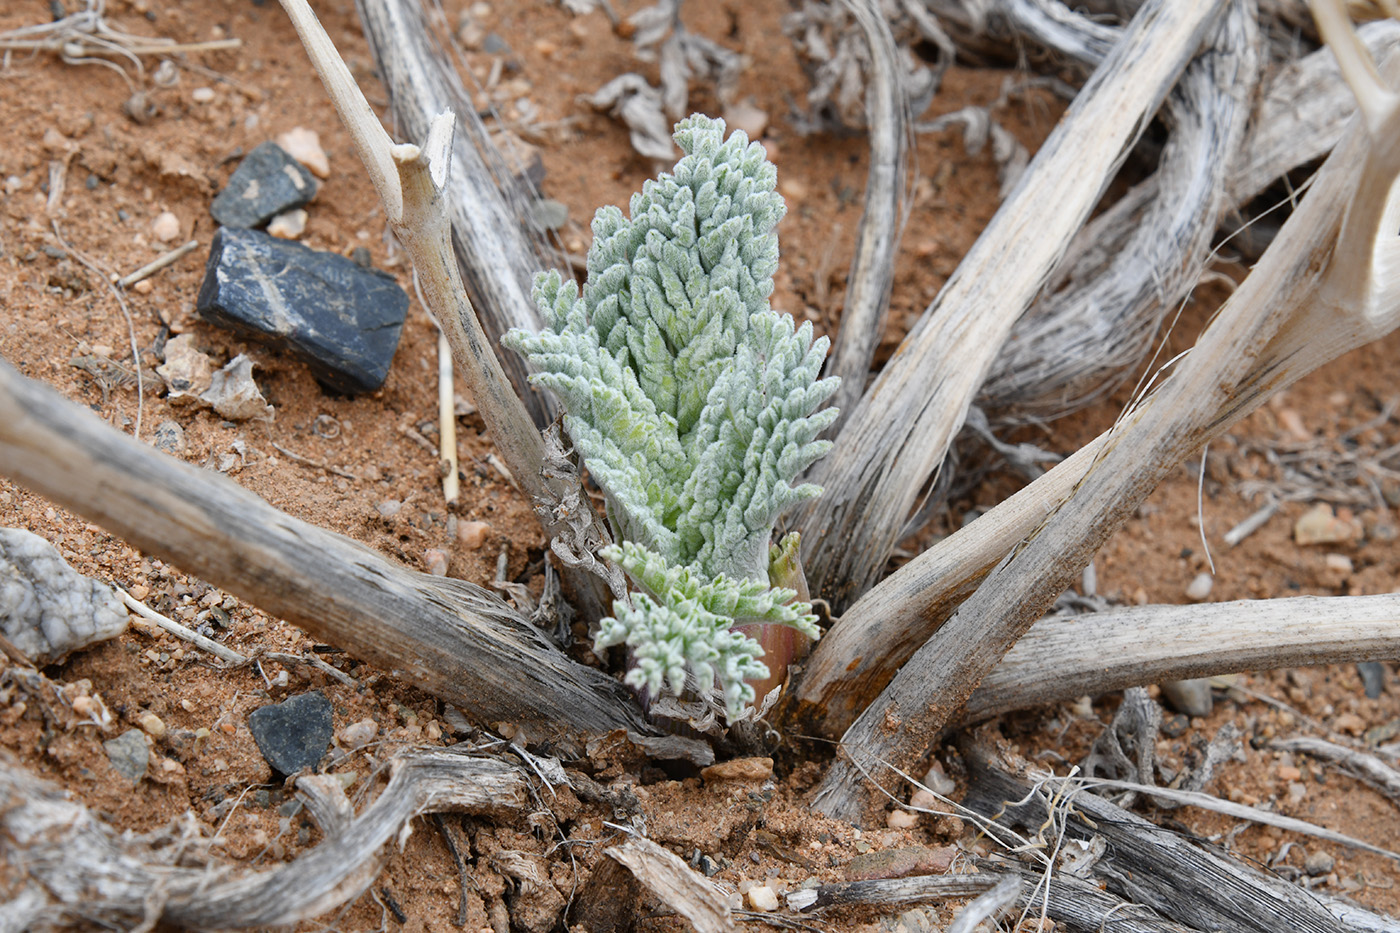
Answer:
458, 520, 491, 549
191, 86, 216, 103
339, 718, 378, 749
1185, 572, 1213, 602
424, 548, 450, 576
277, 126, 330, 178
723, 99, 769, 140
267, 208, 308, 239
746, 886, 779, 912
151, 211, 180, 242
886, 809, 919, 829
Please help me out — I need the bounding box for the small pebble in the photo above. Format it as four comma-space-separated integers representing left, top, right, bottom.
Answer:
723, 99, 769, 140
151, 211, 180, 242
746, 886, 779, 912
1277, 408, 1310, 441
1334, 712, 1366, 735
1160, 678, 1213, 717
103, 728, 150, 784
152, 420, 187, 456
424, 548, 449, 576
457, 520, 491, 549
71, 695, 96, 717
248, 690, 334, 775
702, 757, 774, 783
1304, 850, 1336, 876
377, 499, 403, 519
1277, 764, 1302, 782
1324, 553, 1354, 575
192, 86, 216, 103
1184, 572, 1213, 602
127, 582, 150, 601
778, 177, 808, 203
1358, 661, 1386, 699
277, 126, 330, 178
267, 208, 308, 239
531, 199, 569, 231
886, 809, 919, 830
1295, 503, 1356, 546
138, 711, 166, 738
339, 717, 378, 749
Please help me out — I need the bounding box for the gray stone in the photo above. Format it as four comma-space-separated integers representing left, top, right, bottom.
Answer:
103, 728, 149, 784
531, 199, 569, 231
0, 527, 127, 662
1304, 850, 1336, 876
1358, 661, 1386, 699
196, 227, 408, 394
210, 142, 318, 229
1160, 677, 1213, 718
152, 419, 187, 455
248, 690, 333, 775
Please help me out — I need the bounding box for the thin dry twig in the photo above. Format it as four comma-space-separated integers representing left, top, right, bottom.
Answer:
116, 586, 247, 665
114, 239, 199, 288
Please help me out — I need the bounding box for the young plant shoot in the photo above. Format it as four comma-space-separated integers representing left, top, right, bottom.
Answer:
505, 115, 838, 719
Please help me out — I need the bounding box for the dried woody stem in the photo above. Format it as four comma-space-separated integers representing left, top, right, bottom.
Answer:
276, 0, 616, 621
796, 0, 1227, 611
782, 4, 1400, 741
0, 358, 655, 741
809, 0, 1400, 823
822, 0, 908, 432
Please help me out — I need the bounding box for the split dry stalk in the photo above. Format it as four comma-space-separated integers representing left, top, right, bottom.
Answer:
795, 0, 1227, 611
961, 594, 1400, 725
1, 747, 527, 929
276, 0, 614, 621
354, 0, 557, 425
809, 0, 1400, 822
822, 0, 909, 431
0, 358, 655, 741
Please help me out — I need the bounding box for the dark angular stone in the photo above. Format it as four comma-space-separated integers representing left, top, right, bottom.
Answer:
196, 227, 407, 393
248, 690, 333, 775
210, 141, 318, 229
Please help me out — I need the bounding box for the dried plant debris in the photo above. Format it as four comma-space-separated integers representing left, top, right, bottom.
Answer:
584, 0, 743, 159
0, 527, 127, 663
0, 0, 240, 81
783, 0, 945, 133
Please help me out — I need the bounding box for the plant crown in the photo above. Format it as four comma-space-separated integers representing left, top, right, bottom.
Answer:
504, 114, 838, 718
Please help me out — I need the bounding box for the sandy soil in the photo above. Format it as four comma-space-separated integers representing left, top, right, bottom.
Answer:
2, 0, 1399, 930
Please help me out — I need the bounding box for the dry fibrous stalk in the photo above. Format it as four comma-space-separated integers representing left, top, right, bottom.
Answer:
959, 742, 1391, 933
0, 359, 660, 742
809, 0, 1400, 822
1, 747, 528, 930
820, 0, 912, 434
794, 0, 1228, 612
781, 14, 1400, 738
277, 0, 617, 622
977, 2, 1261, 418
354, 0, 559, 428
961, 594, 1400, 725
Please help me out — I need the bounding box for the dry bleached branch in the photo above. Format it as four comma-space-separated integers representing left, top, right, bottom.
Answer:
780, 5, 1400, 743
277, 0, 618, 623
1, 747, 527, 930
808, 0, 1400, 822
795, 0, 1229, 612
0, 357, 658, 743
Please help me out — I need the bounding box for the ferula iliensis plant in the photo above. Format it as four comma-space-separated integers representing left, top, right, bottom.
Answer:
504, 115, 839, 719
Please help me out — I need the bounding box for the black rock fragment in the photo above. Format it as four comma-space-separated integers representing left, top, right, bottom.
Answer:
248, 690, 334, 776
210, 141, 318, 229
196, 226, 407, 394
